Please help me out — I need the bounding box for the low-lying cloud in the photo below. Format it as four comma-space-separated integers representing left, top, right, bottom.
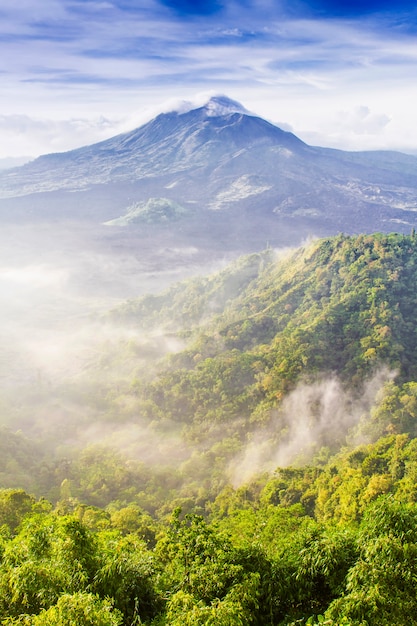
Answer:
0, 114, 120, 159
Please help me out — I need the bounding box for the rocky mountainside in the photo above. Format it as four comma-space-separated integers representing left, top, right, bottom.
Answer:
1, 95, 417, 241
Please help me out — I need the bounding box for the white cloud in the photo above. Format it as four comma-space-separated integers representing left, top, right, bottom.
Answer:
0, 114, 122, 157
335, 105, 391, 135
1, 1, 417, 156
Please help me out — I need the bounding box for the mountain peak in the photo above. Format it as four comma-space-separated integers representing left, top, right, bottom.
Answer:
200, 95, 250, 117
158, 94, 250, 119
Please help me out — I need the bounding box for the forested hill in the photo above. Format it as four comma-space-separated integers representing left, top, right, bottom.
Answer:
118, 232, 417, 385
116, 232, 417, 444
5, 233, 417, 625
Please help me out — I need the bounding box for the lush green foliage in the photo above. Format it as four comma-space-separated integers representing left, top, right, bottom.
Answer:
4, 233, 417, 623
1, 491, 417, 625
125, 233, 417, 457
6, 233, 417, 509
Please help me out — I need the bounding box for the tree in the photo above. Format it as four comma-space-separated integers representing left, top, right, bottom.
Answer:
2, 593, 122, 626
326, 497, 417, 625
0, 489, 36, 533
93, 533, 161, 623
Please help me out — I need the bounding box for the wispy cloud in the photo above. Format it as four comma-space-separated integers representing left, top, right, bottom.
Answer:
0, 113, 121, 157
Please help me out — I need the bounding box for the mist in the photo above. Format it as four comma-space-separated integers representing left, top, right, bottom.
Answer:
0, 213, 408, 511
228, 369, 396, 487
0, 218, 236, 470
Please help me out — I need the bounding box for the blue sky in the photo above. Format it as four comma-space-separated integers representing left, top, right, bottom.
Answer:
1, 0, 417, 159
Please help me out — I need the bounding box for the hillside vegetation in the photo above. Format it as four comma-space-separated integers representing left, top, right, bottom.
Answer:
3, 233, 417, 624
119, 232, 417, 444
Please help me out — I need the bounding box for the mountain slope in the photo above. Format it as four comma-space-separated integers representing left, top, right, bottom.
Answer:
118, 233, 417, 452
0, 99, 305, 197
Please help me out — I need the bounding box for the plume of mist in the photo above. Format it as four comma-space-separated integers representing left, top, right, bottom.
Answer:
0, 221, 396, 495
266, 235, 318, 268
228, 368, 396, 487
